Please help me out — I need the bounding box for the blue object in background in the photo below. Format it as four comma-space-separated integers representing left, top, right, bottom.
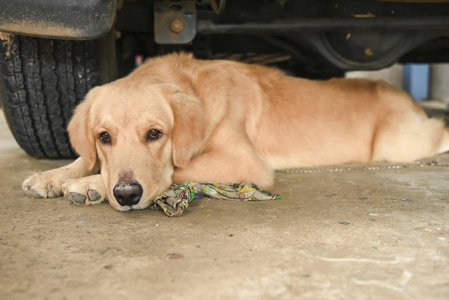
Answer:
402, 64, 430, 102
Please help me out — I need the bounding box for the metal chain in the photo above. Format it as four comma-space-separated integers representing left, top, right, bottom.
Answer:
276, 160, 449, 174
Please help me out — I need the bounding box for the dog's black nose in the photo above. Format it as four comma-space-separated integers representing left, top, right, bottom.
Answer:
113, 182, 143, 206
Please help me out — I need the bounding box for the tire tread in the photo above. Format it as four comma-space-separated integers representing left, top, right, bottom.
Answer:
0, 35, 106, 159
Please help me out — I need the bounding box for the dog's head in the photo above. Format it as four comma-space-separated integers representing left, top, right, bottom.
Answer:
67, 82, 206, 211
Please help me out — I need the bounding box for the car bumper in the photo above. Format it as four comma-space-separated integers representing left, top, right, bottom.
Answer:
0, 0, 116, 39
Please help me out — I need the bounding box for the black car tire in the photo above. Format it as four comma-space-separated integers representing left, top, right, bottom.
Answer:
0, 32, 116, 159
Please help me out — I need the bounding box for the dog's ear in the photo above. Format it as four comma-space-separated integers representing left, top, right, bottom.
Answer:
169, 92, 207, 168
67, 87, 100, 171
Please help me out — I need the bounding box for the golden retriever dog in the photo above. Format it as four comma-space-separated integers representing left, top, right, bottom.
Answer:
22, 53, 449, 211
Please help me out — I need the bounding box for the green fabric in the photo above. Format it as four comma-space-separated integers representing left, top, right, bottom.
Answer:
150, 180, 281, 217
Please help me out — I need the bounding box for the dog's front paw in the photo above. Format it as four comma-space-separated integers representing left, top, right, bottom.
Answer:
62, 175, 107, 205
22, 172, 65, 198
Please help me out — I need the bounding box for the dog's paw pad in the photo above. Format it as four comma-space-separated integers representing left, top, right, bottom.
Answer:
46, 187, 59, 198
64, 193, 72, 202
30, 188, 44, 198
68, 192, 87, 204
63, 184, 107, 206
88, 189, 101, 202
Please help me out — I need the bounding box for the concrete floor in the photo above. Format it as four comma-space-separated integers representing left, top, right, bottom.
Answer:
1, 110, 449, 300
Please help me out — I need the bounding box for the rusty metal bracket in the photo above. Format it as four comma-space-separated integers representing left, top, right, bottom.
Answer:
154, 1, 196, 44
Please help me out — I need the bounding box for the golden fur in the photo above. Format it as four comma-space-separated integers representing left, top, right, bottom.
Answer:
22, 53, 449, 211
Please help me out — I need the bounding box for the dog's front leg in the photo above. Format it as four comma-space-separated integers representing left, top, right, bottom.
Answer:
172, 151, 274, 188
62, 174, 107, 205
22, 157, 97, 198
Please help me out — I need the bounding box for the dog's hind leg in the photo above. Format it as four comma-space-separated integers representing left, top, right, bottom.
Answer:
437, 128, 449, 154
22, 157, 98, 199
372, 113, 449, 163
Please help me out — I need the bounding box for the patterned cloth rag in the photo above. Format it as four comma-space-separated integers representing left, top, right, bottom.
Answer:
149, 180, 281, 217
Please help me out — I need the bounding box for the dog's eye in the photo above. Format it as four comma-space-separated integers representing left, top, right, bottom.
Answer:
147, 129, 162, 141
99, 132, 111, 144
